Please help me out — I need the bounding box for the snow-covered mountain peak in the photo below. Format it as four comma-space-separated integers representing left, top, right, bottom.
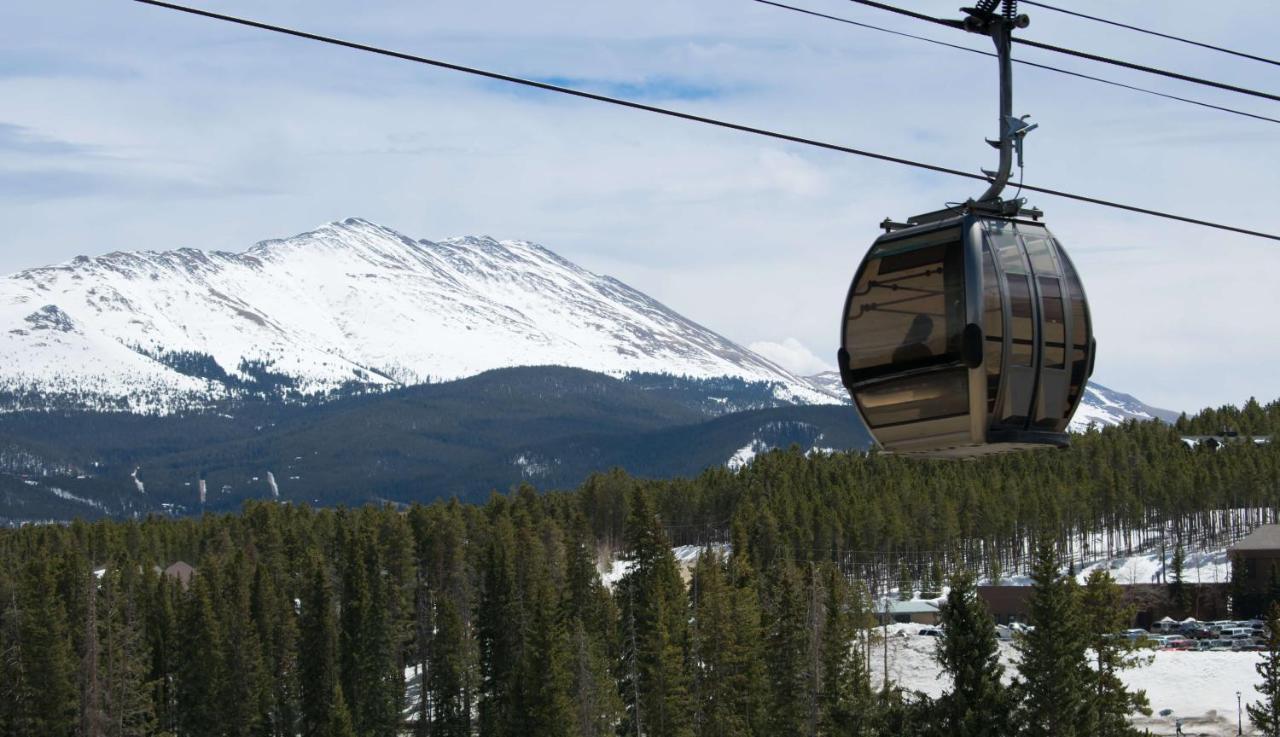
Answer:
0, 218, 841, 412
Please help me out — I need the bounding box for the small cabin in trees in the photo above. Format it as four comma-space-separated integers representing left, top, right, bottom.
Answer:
159, 560, 196, 589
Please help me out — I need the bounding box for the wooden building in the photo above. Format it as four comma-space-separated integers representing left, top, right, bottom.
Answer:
1229, 524, 1280, 617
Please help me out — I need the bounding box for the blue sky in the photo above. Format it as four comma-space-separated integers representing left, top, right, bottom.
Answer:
2, 0, 1278, 412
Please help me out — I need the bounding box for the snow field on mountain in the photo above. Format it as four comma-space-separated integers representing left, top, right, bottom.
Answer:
0, 218, 838, 411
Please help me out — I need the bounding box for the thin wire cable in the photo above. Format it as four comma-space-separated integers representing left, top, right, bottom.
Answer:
133, 0, 1280, 243
841, 0, 1280, 104
1020, 0, 1280, 69
1013, 36, 1280, 104
754, 0, 1280, 127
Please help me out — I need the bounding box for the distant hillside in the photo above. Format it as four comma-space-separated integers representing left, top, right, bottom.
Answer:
0, 367, 873, 522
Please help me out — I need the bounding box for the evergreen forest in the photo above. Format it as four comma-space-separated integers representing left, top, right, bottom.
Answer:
2, 397, 1280, 736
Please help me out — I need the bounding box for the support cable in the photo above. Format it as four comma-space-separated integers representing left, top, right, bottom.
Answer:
754, 0, 1280, 126
841, 0, 1280, 104
132, 0, 1280, 243
1020, 0, 1280, 69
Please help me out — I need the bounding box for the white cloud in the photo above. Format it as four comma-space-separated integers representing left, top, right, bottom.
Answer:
749, 337, 833, 377
1, 0, 1278, 412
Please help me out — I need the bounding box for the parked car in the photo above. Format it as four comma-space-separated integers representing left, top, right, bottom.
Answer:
1233, 639, 1267, 652
918, 627, 942, 637
1163, 637, 1195, 650
1208, 620, 1235, 635
1207, 639, 1236, 651
1122, 628, 1150, 641
1182, 626, 1214, 640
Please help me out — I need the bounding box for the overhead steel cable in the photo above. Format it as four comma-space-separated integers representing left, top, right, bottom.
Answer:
1013, 36, 1280, 104
753, 0, 1280, 127
841, 0, 1280, 104
133, 0, 1280, 243
1020, 0, 1280, 69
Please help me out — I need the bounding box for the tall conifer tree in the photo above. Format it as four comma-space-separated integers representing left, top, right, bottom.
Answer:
935, 570, 1009, 737
616, 491, 693, 737
299, 555, 343, 737
1249, 603, 1280, 737
1081, 569, 1151, 736
1013, 545, 1094, 737
10, 555, 78, 737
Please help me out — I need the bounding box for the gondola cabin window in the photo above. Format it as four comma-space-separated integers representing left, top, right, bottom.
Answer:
844, 228, 968, 428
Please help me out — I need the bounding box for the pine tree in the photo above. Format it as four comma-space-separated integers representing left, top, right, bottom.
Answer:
1081, 569, 1152, 736
82, 564, 106, 737
144, 566, 179, 735
935, 570, 1010, 737
97, 565, 156, 737
765, 560, 812, 736
0, 566, 18, 737
175, 572, 227, 737
478, 514, 523, 737
11, 555, 78, 737
428, 597, 471, 737
338, 528, 400, 737
300, 555, 342, 737
897, 567, 913, 601
689, 549, 766, 737
252, 562, 301, 737
563, 515, 622, 737
818, 565, 874, 737
616, 491, 693, 737
325, 683, 358, 737
1249, 603, 1280, 737
523, 567, 576, 737
921, 563, 944, 600
1169, 544, 1190, 615
221, 552, 268, 737
1013, 544, 1094, 737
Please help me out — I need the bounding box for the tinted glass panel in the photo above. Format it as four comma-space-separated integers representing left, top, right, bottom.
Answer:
988, 222, 1026, 276
1007, 273, 1034, 368
856, 368, 970, 429
845, 231, 965, 379
981, 247, 1004, 415
1063, 255, 1091, 409
1038, 276, 1066, 369
1022, 230, 1060, 275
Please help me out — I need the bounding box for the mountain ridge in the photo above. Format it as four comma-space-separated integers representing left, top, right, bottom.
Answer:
1, 217, 839, 412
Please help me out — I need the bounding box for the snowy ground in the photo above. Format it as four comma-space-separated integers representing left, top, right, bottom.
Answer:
979, 546, 1234, 590
874, 623, 1263, 736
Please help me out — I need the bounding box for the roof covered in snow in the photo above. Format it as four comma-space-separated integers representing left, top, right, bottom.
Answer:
874, 599, 941, 615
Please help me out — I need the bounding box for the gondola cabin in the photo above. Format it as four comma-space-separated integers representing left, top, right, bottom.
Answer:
837, 211, 1094, 458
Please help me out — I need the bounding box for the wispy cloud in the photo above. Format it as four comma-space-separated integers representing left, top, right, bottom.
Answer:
533, 75, 736, 101
0, 168, 274, 202
0, 123, 97, 156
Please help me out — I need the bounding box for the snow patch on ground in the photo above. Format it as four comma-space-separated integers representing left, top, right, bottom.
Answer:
599, 543, 731, 590
727, 440, 767, 471
873, 623, 1263, 736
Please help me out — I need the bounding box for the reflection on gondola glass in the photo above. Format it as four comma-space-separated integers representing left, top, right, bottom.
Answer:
839, 214, 1093, 457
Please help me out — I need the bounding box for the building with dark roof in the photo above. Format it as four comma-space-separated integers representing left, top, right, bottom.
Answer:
1229, 525, 1280, 617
